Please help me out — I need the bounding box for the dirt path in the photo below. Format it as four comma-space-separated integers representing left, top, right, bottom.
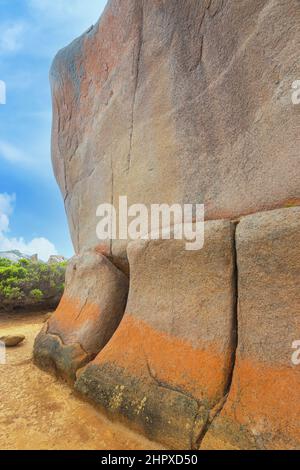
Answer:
0, 312, 162, 450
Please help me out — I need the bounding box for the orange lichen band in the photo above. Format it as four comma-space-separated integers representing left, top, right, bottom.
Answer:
94, 314, 232, 403
49, 295, 101, 336
221, 357, 300, 443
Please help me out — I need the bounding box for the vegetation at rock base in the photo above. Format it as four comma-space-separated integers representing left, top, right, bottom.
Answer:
0, 257, 66, 311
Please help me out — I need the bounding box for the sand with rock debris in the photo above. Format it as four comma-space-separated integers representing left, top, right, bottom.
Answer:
0, 312, 162, 450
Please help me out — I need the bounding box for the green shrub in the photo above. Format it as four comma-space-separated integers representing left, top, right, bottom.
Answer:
0, 258, 66, 309
30, 289, 44, 301
2, 286, 25, 301
0, 258, 13, 268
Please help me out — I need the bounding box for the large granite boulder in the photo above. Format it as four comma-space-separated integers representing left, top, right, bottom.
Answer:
201, 207, 300, 450
34, 250, 128, 381
51, 0, 300, 270
75, 220, 237, 449
34, 0, 300, 450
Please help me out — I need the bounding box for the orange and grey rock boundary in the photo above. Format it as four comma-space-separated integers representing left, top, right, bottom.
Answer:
34, 207, 300, 449
34, 0, 300, 450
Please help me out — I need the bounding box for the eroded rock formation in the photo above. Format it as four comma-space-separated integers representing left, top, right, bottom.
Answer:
202, 207, 300, 450
34, 0, 300, 449
76, 221, 237, 448
34, 249, 128, 381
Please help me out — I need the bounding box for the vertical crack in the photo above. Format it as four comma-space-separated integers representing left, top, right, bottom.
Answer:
225, 221, 239, 396
195, 221, 239, 449
74, 287, 91, 321
192, 394, 228, 449
126, 1, 144, 172
110, 153, 114, 255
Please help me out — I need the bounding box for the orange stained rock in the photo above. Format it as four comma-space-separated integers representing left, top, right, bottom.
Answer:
77, 3, 140, 118
94, 244, 111, 257
49, 295, 101, 336
93, 314, 232, 403
221, 357, 300, 443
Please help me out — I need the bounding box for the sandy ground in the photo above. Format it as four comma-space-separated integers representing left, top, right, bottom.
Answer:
0, 311, 162, 450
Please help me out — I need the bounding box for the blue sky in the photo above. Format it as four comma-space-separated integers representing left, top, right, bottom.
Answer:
0, 0, 107, 260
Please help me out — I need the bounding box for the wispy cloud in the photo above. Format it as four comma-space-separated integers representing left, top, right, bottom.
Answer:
0, 193, 15, 232
0, 21, 27, 54
0, 140, 31, 164
0, 192, 57, 261
0, 193, 15, 216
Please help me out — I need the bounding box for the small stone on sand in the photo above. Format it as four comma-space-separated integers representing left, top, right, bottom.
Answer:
0, 335, 25, 347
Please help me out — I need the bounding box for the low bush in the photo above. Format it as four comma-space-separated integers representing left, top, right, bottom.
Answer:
0, 258, 66, 310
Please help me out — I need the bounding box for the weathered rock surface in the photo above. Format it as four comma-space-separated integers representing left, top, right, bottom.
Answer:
0, 335, 25, 347
201, 207, 300, 450
51, 0, 300, 268
34, 0, 300, 450
34, 250, 128, 381
75, 221, 237, 449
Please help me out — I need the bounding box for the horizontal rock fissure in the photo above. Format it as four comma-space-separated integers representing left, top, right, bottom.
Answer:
144, 356, 204, 449
145, 356, 199, 405
42, 329, 92, 359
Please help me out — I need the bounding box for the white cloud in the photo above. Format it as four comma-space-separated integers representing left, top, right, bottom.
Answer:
0, 193, 15, 232
0, 193, 15, 217
0, 193, 57, 261
0, 21, 27, 54
0, 140, 31, 164
0, 235, 57, 262
0, 214, 9, 232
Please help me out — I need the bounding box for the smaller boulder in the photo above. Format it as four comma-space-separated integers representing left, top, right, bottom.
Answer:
0, 335, 25, 347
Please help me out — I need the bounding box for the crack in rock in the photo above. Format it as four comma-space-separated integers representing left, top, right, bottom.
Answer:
126, 1, 144, 172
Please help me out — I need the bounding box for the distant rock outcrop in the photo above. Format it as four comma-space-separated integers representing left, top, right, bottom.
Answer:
0, 251, 66, 265
34, 0, 300, 450
0, 250, 32, 263
47, 255, 66, 265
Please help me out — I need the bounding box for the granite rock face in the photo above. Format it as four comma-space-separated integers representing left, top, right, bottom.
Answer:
34, 0, 300, 449
51, 0, 300, 268
75, 221, 237, 449
201, 207, 300, 450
